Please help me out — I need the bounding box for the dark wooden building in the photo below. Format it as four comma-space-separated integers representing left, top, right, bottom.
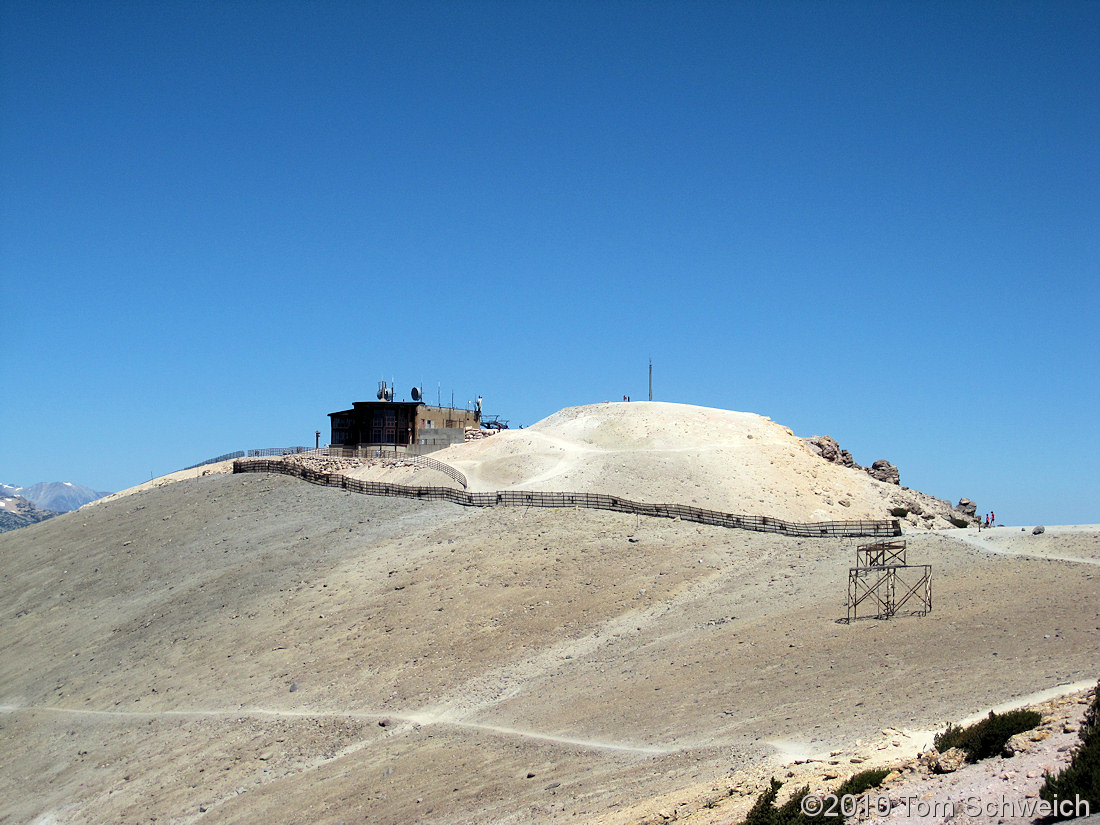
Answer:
329, 401, 480, 449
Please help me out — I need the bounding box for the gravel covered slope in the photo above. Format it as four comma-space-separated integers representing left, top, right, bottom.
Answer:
431, 402, 973, 528
1, 473, 1097, 824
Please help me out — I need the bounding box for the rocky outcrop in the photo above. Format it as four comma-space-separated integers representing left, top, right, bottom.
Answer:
0, 495, 58, 534
930, 747, 968, 773
956, 498, 978, 517
866, 459, 900, 485
801, 437, 901, 487
798, 435, 979, 529
1003, 732, 1032, 756
800, 436, 860, 469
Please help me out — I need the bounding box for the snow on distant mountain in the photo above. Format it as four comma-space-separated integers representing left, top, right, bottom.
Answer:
0, 494, 57, 533
17, 482, 109, 513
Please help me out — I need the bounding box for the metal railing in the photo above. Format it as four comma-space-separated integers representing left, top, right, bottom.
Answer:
247, 447, 311, 457
403, 454, 468, 488
232, 458, 900, 539
182, 451, 246, 470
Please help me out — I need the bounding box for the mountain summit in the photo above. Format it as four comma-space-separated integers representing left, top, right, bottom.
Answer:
9, 481, 108, 513
430, 401, 973, 528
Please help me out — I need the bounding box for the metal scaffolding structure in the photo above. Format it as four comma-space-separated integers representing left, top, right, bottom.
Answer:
846, 539, 932, 622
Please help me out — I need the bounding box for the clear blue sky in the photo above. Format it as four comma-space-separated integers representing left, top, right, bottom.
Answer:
2, 1, 1097, 524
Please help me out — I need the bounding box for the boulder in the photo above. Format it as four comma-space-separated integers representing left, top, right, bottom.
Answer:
866, 460, 900, 485
1033, 525, 1045, 535
931, 747, 968, 773
1003, 732, 1032, 757
956, 498, 978, 517
801, 436, 861, 469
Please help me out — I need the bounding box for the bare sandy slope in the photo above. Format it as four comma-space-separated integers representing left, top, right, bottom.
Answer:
431, 402, 968, 528
87, 452, 462, 513
92, 402, 968, 528
1, 473, 1096, 825
637, 685, 1099, 825
86, 460, 237, 508
955, 524, 1100, 565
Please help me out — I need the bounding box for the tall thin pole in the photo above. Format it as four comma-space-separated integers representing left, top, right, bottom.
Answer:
649, 359, 653, 401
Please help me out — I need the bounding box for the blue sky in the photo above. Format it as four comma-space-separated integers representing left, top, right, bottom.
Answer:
2, 1, 1097, 524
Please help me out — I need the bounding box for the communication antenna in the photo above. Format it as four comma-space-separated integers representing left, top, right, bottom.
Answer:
377, 379, 386, 401
649, 358, 653, 401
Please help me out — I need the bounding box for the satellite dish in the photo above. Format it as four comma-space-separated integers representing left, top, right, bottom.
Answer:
411, 387, 421, 402
384, 388, 394, 401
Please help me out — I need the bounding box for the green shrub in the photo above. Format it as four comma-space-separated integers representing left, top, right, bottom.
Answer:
776, 786, 812, 825
934, 709, 1042, 762
742, 777, 783, 825
1040, 682, 1100, 820
736, 770, 889, 825
890, 507, 909, 518
948, 516, 969, 528
834, 768, 891, 798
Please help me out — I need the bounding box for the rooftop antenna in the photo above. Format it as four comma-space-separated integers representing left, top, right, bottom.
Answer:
437, 382, 441, 407
649, 358, 653, 401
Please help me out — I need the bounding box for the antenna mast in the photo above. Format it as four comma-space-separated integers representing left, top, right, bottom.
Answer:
649, 358, 653, 401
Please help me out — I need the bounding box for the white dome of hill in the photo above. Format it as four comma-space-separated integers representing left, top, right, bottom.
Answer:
431, 402, 958, 527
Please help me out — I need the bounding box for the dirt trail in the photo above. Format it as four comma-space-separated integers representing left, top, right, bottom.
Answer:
2, 440, 1097, 825
430, 402, 974, 527
1, 702, 669, 755
414, 567, 731, 726
943, 527, 1100, 567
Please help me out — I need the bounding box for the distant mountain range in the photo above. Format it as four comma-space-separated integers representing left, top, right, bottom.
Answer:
0, 494, 58, 533
14, 481, 110, 512
0, 482, 111, 533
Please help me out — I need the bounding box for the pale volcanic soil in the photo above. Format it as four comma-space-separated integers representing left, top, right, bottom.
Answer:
431, 403, 973, 529
1, 403, 1097, 825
